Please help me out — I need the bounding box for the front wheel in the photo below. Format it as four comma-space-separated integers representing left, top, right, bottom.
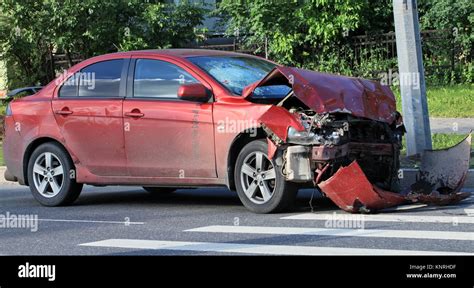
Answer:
234, 140, 298, 213
27, 142, 83, 206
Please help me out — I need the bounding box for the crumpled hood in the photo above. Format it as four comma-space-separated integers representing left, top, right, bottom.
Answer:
243, 66, 397, 124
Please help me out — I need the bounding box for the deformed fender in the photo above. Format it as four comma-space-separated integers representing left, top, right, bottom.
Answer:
319, 161, 406, 213
258, 106, 305, 142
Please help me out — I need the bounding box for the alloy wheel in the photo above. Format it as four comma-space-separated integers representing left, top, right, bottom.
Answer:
239, 151, 277, 204
32, 152, 65, 198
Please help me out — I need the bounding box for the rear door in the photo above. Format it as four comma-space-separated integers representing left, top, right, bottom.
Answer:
52, 58, 129, 176
123, 56, 216, 178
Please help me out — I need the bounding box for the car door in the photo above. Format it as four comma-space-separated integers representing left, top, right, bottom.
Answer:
52, 58, 129, 176
123, 57, 216, 178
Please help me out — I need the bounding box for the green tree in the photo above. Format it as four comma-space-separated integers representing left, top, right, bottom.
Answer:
217, 0, 364, 67
419, 0, 473, 82
0, 0, 206, 88
119, 1, 207, 51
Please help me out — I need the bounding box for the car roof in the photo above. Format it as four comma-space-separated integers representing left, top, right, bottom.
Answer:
107, 49, 262, 59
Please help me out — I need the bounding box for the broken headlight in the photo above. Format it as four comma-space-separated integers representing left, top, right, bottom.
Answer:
287, 126, 321, 145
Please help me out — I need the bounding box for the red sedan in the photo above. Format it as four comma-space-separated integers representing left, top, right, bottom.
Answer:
3, 49, 430, 213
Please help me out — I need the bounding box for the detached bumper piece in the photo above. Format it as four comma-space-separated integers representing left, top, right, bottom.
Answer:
407, 134, 472, 205
319, 161, 406, 213
319, 134, 472, 213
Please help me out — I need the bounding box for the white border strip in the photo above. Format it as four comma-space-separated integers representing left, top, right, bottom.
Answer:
186, 225, 474, 241
281, 213, 474, 224
80, 239, 473, 256
36, 219, 145, 225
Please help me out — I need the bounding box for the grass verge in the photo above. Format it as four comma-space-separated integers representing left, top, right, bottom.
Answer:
395, 84, 474, 118
401, 133, 474, 168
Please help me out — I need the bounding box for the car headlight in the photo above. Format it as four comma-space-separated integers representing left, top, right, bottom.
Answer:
287, 126, 316, 143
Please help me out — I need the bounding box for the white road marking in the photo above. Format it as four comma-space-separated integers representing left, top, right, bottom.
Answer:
186, 225, 474, 241
35, 219, 145, 225
79, 239, 473, 255
381, 204, 428, 212
281, 213, 474, 224
465, 209, 474, 216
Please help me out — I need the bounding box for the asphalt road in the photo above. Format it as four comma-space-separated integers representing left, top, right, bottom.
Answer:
0, 184, 473, 255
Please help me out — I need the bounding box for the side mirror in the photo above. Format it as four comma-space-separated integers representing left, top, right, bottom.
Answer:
177, 83, 210, 102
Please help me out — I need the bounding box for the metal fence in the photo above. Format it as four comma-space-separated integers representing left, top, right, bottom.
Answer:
197, 29, 470, 85
50, 29, 470, 85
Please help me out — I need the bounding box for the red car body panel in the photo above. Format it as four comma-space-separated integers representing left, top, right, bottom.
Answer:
243, 66, 397, 124
123, 99, 216, 178
52, 98, 126, 176
318, 161, 406, 213
258, 106, 306, 142
212, 97, 274, 180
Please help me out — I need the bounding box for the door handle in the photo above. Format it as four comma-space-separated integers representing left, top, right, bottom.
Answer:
55, 108, 73, 115
125, 109, 145, 118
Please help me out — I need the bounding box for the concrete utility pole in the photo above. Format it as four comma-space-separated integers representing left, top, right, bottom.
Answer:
393, 0, 432, 156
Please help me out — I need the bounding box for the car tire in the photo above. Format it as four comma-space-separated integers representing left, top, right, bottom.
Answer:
143, 187, 176, 194
234, 139, 298, 214
27, 142, 83, 206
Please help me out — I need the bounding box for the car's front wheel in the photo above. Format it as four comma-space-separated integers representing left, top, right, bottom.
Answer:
27, 142, 83, 206
234, 140, 298, 213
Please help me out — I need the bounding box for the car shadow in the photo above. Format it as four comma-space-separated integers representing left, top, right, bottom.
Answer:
73, 187, 339, 211
75, 187, 242, 207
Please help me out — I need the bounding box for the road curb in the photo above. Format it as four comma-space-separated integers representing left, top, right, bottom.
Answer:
1, 166, 473, 188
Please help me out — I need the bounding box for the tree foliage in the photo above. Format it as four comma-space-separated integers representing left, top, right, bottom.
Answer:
217, 0, 472, 83
216, 0, 365, 66
0, 0, 206, 87
0, 0, 471, 88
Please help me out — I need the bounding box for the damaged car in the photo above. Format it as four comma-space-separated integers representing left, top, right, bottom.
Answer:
3, 49, 471, 213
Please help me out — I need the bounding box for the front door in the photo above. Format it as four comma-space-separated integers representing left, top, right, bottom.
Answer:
123, 57, 216, 178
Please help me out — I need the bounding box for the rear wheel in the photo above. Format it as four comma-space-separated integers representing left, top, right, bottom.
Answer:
234, 140, 298, 213
143, 187, 176, 194
27, 142, 83, 206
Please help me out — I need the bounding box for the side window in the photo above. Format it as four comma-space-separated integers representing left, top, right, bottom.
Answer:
79, 59, 123, 97
133, 59, 199, 99
58, 60, 124, 98
59, 74, 79, 97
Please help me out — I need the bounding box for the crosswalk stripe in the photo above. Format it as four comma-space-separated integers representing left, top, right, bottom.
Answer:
79, 239, 473, 256
281, 213, 474, 224
186, 225, 474, 241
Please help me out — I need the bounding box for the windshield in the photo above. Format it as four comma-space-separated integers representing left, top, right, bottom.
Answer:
188, 56, 291, 98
